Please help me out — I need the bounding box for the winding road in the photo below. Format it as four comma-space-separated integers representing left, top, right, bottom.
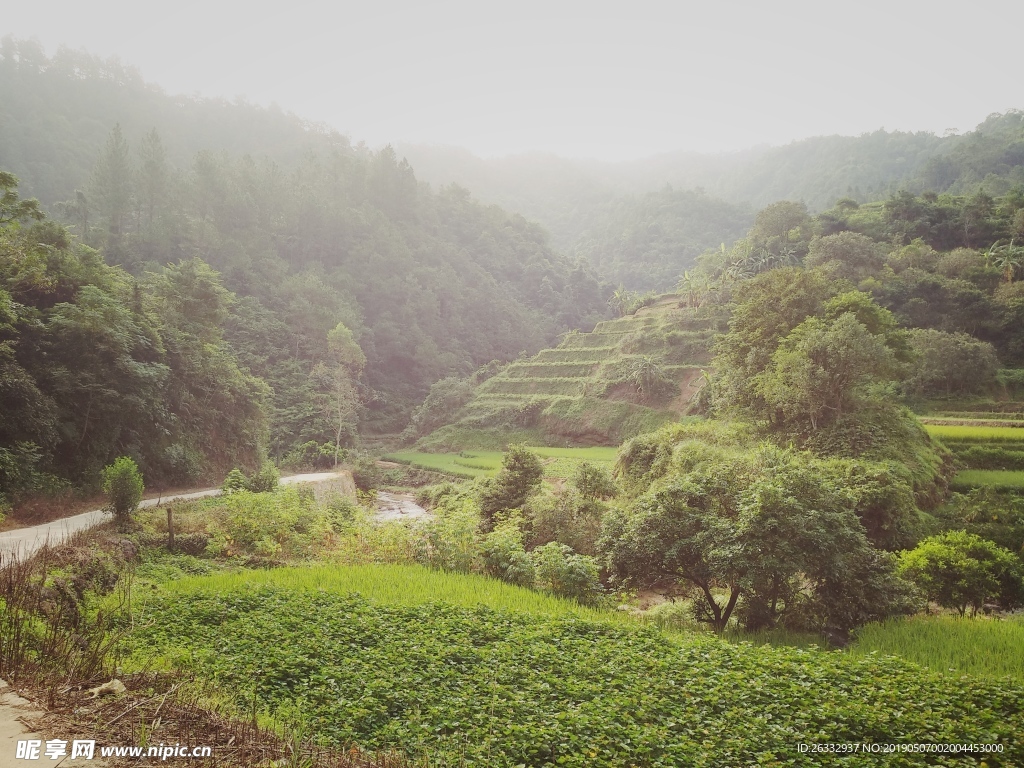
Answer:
0, 472, 342, 561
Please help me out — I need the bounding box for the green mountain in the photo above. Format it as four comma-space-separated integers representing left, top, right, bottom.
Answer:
400, 112, 1024, 290
0, 40, 611, 495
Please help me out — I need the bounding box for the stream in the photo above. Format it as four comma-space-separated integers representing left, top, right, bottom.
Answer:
375, 491, 430, 522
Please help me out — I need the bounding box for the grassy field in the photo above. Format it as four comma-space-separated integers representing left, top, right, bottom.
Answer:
385, 446, 618, 479
124, 570, 1024, 767
852, 615, 1024, 681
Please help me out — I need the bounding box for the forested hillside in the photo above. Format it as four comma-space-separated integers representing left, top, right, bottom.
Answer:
0, 40, 610, 498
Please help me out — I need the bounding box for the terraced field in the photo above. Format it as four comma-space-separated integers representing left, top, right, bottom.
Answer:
923, 412, 1024, 490
419, 295, 726, 449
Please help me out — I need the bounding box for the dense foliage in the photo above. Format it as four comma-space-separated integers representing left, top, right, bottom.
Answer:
604, 423, 918, 633
0, 176, 267, 495
898, 531, 1023, 616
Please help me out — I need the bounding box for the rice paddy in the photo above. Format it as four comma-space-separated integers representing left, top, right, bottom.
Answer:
924, 423, 1024, 443
385, 446, 618, 479
851, 615, 1024, 681
951, 469, 1024, 490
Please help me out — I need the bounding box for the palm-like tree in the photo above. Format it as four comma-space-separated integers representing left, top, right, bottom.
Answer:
988, 239, 1024, 283
627, 356, 667, 401
610, 286, 636, 317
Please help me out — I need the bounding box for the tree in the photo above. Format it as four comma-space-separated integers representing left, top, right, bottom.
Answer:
750, 201, 810, 246
601, 443, 911, 632
312, 322, 365, 466
90, 124, 134, 260
987, 239, 1024, 283
755, 312, 900, 433
898, 531, 1023, 616
804, 232, 884, 282
479, 444, 544, 526
102, 456, 144, 529
0, 172, 43, 226
626, 355, 671, 402
481, 516, 535, 586
903, 329, 999, 397
712, 267, 836, 414
569, 461, 616, 500
531, 542, 602, 604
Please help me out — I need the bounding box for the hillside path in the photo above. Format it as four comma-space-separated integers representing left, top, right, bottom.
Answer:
0, 472, 343, 561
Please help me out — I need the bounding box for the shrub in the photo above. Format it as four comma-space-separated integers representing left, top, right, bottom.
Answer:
352, 456, 383, 492
531, 541, 602, 604
222, 468, 248, 494
898, 531, 1024, 616
478, 444, 544, 526
245, 461, 280, 493
280, 441, 337, 471
481, 516, 535, 587
205, 488, 332, 560
101, 457, 144, 529
527, 491, 605, 556
413, 497, 482, 573
569, 461, 617, 500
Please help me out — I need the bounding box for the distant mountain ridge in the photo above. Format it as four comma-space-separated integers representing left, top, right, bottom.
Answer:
398, 110, 1024, 245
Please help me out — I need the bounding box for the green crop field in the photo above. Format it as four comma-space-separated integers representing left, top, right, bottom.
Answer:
852, 616, 1024, 681
924, 423, 1024, 443
951, 469, 1024, 490
124, 574, 1024, 767
386, 446, 618, 480
384, 451, 499, 478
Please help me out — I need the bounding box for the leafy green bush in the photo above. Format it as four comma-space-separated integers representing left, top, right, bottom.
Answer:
204, 488, 332, 560
481, 516, 535, 586
478, 444, 544, 526
898, 531, 1024, 615
569, 461, 617, 500
221, 468, 248, 494
526, 490, 604, 556
280, 441, 337, 471
531, 542, 602, 604
413, 488, 482, 573
245, 461, 280, 493
101, 456, 144, 529
351, 456, 382, 492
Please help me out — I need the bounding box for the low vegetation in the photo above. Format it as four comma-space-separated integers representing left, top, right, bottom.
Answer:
124, 583, 1024, 767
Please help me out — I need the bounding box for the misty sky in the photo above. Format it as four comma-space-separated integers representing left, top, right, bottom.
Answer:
5, 0, 1021, 161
